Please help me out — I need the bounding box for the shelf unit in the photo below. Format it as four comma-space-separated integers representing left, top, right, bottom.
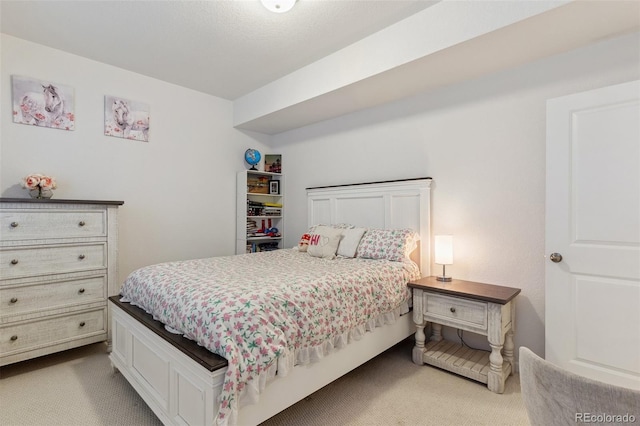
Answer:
236, 170, 284, 254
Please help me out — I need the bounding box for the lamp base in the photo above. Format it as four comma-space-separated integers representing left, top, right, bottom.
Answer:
436, 264, 452, 282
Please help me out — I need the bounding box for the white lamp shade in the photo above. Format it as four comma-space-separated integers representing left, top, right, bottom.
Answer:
434, 235, 453, 265
261, 0, 297, 13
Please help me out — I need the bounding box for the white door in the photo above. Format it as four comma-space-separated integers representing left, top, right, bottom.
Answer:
545, 80, 640, 390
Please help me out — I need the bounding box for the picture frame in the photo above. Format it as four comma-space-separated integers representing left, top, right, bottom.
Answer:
269, 180, 280, 195
264, 154, 282, 173
12, 75, 76, 131
104, 95, 150, 142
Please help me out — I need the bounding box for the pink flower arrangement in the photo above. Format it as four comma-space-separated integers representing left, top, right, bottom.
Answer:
22, 173, 57, 199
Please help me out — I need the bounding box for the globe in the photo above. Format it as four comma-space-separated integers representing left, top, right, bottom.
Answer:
244, 149, 261, 170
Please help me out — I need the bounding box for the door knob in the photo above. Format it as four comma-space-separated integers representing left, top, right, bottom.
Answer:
550, 253, 563, 263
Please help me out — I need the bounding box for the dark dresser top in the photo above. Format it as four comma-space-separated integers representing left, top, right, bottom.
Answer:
0, 197, 124, 205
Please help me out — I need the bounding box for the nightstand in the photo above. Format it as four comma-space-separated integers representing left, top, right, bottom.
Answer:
408, 276, 521, 393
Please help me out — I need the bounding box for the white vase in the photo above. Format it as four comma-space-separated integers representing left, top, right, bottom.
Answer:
29, 188, 53, 199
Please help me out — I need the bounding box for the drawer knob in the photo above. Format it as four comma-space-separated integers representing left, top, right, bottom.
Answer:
450, 307, 456, 313
78, 288, 85, 294
79, 221, 86, 227
10, 335, 18, 341
10, 222, 19, 228
10, 297, 18, 304
79, 321, 86, 327
10, 259, 19, 265
78, 254, 86, 260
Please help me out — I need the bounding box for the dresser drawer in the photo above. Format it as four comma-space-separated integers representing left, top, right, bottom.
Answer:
0, 209, 106, 242
0, 309, 106, 355
0, 243, 106, 280
0, 276, 106, 319
425, 293, 488, 330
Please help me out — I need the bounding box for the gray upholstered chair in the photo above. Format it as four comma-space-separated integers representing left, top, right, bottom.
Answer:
519, 347, 640, 426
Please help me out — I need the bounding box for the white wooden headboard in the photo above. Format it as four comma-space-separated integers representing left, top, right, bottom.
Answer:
307, 178, 432, 276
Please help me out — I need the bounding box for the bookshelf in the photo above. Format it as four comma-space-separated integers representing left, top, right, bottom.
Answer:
236, 170, 284, 254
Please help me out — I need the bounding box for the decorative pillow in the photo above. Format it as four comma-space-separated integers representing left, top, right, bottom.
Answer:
298, 233, 311, 252
307, 223, 355, 234
332, 223, 356, 229
336, 227, 367, 258
356, 228, 420, 261
307, 225, 343, 259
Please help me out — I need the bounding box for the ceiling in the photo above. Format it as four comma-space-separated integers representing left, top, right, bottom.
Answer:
0, 0, 437, 100
3, 1, 638, 134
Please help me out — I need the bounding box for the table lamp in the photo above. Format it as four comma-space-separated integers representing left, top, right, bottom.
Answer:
435, 235, 453, 282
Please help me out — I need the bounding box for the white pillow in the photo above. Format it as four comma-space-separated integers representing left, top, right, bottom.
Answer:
307, 225, 343, 259
336, 227, 367, 258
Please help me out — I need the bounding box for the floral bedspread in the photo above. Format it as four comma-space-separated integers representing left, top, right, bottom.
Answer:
120, 249, 420, 425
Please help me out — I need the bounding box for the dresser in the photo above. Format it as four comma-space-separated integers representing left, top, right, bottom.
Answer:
0, 198, 123, 366
409, 276, 521, 393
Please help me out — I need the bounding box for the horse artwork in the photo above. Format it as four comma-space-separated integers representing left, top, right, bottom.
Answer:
11, 76, 75, 131
104, 96, 150, 142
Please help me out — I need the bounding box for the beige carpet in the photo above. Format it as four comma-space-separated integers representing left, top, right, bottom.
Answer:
0, 339, 529, 426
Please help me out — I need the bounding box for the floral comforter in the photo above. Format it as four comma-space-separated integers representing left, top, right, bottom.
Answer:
120, 248, 420, 425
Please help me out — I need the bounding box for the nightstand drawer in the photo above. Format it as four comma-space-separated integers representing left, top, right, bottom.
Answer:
425, 293, 488, 330
0, 243, 106, 280
0, 209, 106, 242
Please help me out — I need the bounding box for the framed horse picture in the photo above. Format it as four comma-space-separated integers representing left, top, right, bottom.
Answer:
11, 75, 76, 131
104, 95, 150, 142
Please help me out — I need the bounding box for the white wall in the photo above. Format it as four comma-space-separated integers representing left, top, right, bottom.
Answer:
271, 32, 640, 357
3, 30, 639, 361
0, 34, 270, 284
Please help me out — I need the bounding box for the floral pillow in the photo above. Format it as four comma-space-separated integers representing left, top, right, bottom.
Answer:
307, 225, 343, 259
356, 228, 419, 261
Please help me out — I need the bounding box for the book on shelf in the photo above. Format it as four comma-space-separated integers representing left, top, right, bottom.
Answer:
258, 242, 279, 251
246, 241, 280, 253
247, 176, 269, 194
263, 207, 281, 216
247, 200, 284, 217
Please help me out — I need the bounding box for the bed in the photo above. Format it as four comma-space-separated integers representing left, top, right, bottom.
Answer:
109, 177, 432, 425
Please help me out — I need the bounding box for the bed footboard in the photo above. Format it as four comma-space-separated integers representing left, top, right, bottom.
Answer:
110, 298, 414, 425
110, 300, 226, 425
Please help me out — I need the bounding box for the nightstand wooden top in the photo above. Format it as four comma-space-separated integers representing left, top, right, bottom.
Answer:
408, 276, 521, 305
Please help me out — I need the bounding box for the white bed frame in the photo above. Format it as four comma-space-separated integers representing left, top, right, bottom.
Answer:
109, 178, 432, 425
